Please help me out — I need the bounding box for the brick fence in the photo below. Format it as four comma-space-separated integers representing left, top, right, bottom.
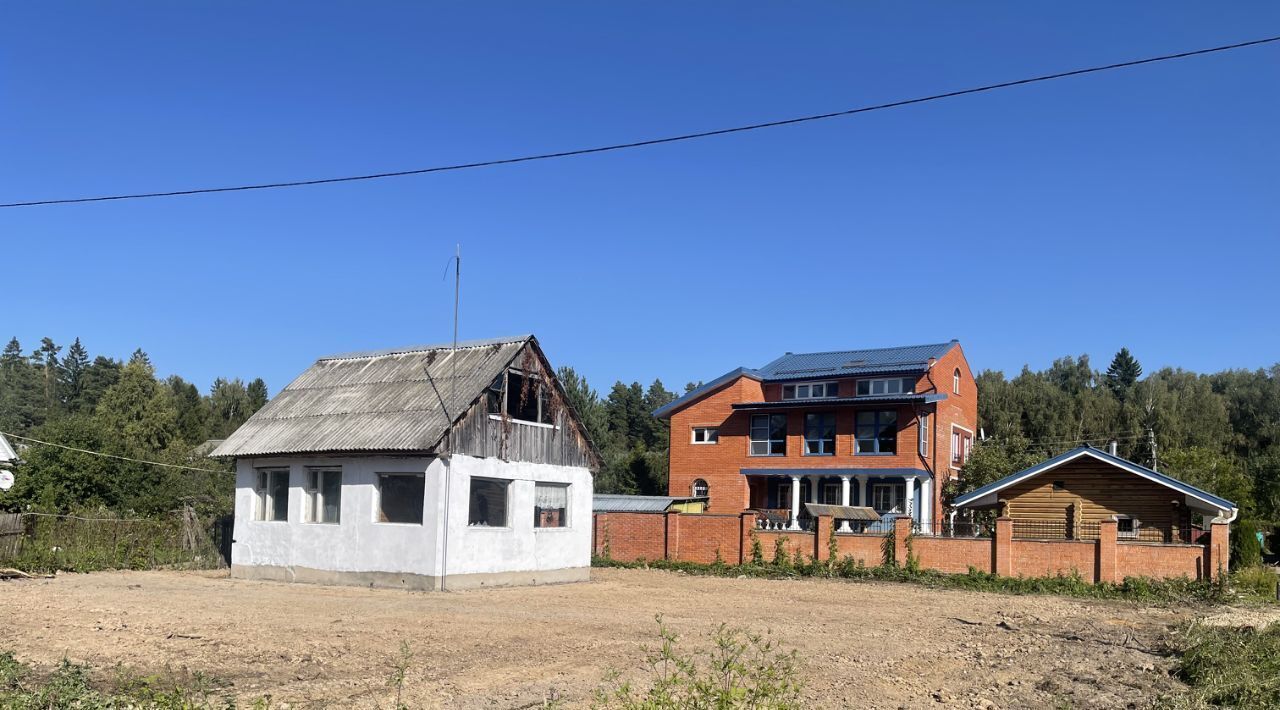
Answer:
592, 512, 1231, 583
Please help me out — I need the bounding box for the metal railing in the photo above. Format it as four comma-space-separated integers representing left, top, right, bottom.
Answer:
912, 520, 993, 538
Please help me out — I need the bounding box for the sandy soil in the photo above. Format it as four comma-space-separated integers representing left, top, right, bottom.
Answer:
0, 568, 1228, 708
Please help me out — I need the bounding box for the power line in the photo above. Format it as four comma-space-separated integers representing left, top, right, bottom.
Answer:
3, 35, 1277, 209
0, 431, 230, 474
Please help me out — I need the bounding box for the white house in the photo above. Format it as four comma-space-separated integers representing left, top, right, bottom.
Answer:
211, 335, 599, 591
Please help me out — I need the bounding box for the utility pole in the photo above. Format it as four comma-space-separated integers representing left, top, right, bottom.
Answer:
1148, 427, 1158, 472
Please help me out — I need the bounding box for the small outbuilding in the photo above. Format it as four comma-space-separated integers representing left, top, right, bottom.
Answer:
953, 445, 1237, 542
0, 433, 16, 467
211, 335, 600, 591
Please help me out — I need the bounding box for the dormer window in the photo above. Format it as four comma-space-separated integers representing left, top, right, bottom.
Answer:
856, 377, 914, 397
782, 381, 837, 400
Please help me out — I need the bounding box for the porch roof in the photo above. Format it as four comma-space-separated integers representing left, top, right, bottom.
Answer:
731, 394, 945, 411
741, 467, 930, 479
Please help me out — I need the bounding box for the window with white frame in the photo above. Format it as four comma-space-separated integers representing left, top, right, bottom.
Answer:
953, 368, 961, 395
856, 377, 915, 397
305, 467, 341, 524
951, 428, 973, 467
534, 482, 569, 528
468, 477, 510, 527
691, 427, 719, 444
691, 478, 709, 498
822, 481, 842, 504
377, 473, 424, 524
1115, 515, 1138, 539
855, 410, 897, 454
255, 469, 289, 522
803, 412, 836, 455
782, 382, 838, 400
749, 414, 787, 456
871, 483, 904, 513
918, 413, 930, 457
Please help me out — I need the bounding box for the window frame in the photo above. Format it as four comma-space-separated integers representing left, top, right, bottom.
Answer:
950, 425, 974, 468
918, 413, 930, 458
953, 368, 961, 395
748, 414, 787, 457
855, 377, 915, 397
255, 468, 289, 522
691, 478, 709, 498
822, 481, 842, 505
533, 481, 570, 529
467, 476, 511, 528
803, 412, 836, 456
1114, 514, 1139, 539
691, 427, 719, 445
854, 410, 898, 455
871, 483, 904, 514
375, 472, 426, 525
781, 381, 838, 400
305, 467, 342, 524
486, 369, 557, 428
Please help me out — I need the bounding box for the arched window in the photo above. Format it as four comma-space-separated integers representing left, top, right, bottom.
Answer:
953, 368, 961, 395
691, 479, 709, 498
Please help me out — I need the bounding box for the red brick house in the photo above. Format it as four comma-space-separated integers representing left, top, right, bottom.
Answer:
654, 341, 977, 530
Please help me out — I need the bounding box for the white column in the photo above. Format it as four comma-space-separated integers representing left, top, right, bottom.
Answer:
858, 477, 868, 510
789, 475, 801, 530
807, 475, 819, 502
839, 476, 852, 533
905, 476, 916, 522
920, 477, 933, 531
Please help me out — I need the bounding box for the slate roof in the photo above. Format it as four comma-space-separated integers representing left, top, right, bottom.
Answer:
952, 446, 1238, 517
211, 335, 533, 457
653, 341, 959, 418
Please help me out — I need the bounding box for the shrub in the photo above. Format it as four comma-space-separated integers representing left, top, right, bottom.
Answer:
749, 531, 764, 565
772, 537, 790, 568
1232, 566, 1278, 600
1232, 520, 1264, 569
594, 616, 803, 709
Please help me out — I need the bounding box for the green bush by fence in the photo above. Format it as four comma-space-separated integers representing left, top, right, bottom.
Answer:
0, 509, 225, 573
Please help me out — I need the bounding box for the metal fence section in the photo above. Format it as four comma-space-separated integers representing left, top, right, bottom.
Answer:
0, 507, 227, 573
913, 520, 993, 538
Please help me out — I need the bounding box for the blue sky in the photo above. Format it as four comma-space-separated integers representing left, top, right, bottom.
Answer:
2, 3, 1277, 397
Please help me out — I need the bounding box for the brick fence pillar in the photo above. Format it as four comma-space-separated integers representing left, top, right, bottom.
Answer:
739, 513, 753, 565
994, 517, 1012, 576
1206, 521, 1230, 580
814, 515, 832, 562
893, 516, 912, 567
593, 513, 607, 556
1097, 519, 1118, 584
663, 512, 680, 561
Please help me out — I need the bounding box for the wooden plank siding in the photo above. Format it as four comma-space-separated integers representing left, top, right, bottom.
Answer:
1000, 458, 1189, 529
450, 391, 596, 469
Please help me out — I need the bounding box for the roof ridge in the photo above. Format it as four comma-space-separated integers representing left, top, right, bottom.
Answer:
766, 341, 955, 361
318, 335, 532, 361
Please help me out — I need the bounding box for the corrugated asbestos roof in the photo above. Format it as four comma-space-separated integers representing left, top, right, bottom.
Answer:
211, 336, 532, 457
593, 494, 704, 513
653, 341, 959, 418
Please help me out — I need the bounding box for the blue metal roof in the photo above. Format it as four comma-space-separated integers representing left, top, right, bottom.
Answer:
731, 394, 946, 410
741, 468, 931, 478
952, 446, 1238, 514
755, 342, 958, 381
652, 341, 959, 418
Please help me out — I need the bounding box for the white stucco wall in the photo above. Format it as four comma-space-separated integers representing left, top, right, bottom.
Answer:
231, 453, 592, 586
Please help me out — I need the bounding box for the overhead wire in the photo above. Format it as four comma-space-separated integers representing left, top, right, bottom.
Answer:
1, 35, 1276, 209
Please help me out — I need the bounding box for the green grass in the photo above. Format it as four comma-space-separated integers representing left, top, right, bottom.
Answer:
1168, 622, 1280, 709
0, 651, 258, 709
593, 554, 1277, 606
1, 512, 223, 574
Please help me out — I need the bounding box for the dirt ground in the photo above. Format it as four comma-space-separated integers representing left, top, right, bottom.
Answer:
2, 568, 1265, 709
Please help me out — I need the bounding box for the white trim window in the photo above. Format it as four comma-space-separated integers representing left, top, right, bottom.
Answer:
1115, 515, 1138, 539
691, 478, 709, 498
953, 368, 962, 395
377, 473, 425, 524
871, 483, 904, 514
305, 468, 342, 524
918, 413, 930, 457
691, 427, 719, 444
856, 377, 914, 397
468, 476, 511, 527
855, 410, 897, 454
255, 469, 289, 522
749, 414, 787, 456
822, 481, 842, 505
782, 382, 837, 400
534, 482, 569, 528
951, 427, 973, 467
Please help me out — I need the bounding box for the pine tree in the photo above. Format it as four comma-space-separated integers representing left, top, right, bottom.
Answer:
33, 338, 62, 420
60, 338, 91, 411
246, 378, 269, 413
1105, 348, 1143, 401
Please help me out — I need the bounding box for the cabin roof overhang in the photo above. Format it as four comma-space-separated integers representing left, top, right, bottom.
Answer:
952, 446, 1239, 522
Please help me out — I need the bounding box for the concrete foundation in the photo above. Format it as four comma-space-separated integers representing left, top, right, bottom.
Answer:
231, 564, 590, 592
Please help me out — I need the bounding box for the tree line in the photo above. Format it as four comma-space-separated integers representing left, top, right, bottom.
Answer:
0, 337, 268, 515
